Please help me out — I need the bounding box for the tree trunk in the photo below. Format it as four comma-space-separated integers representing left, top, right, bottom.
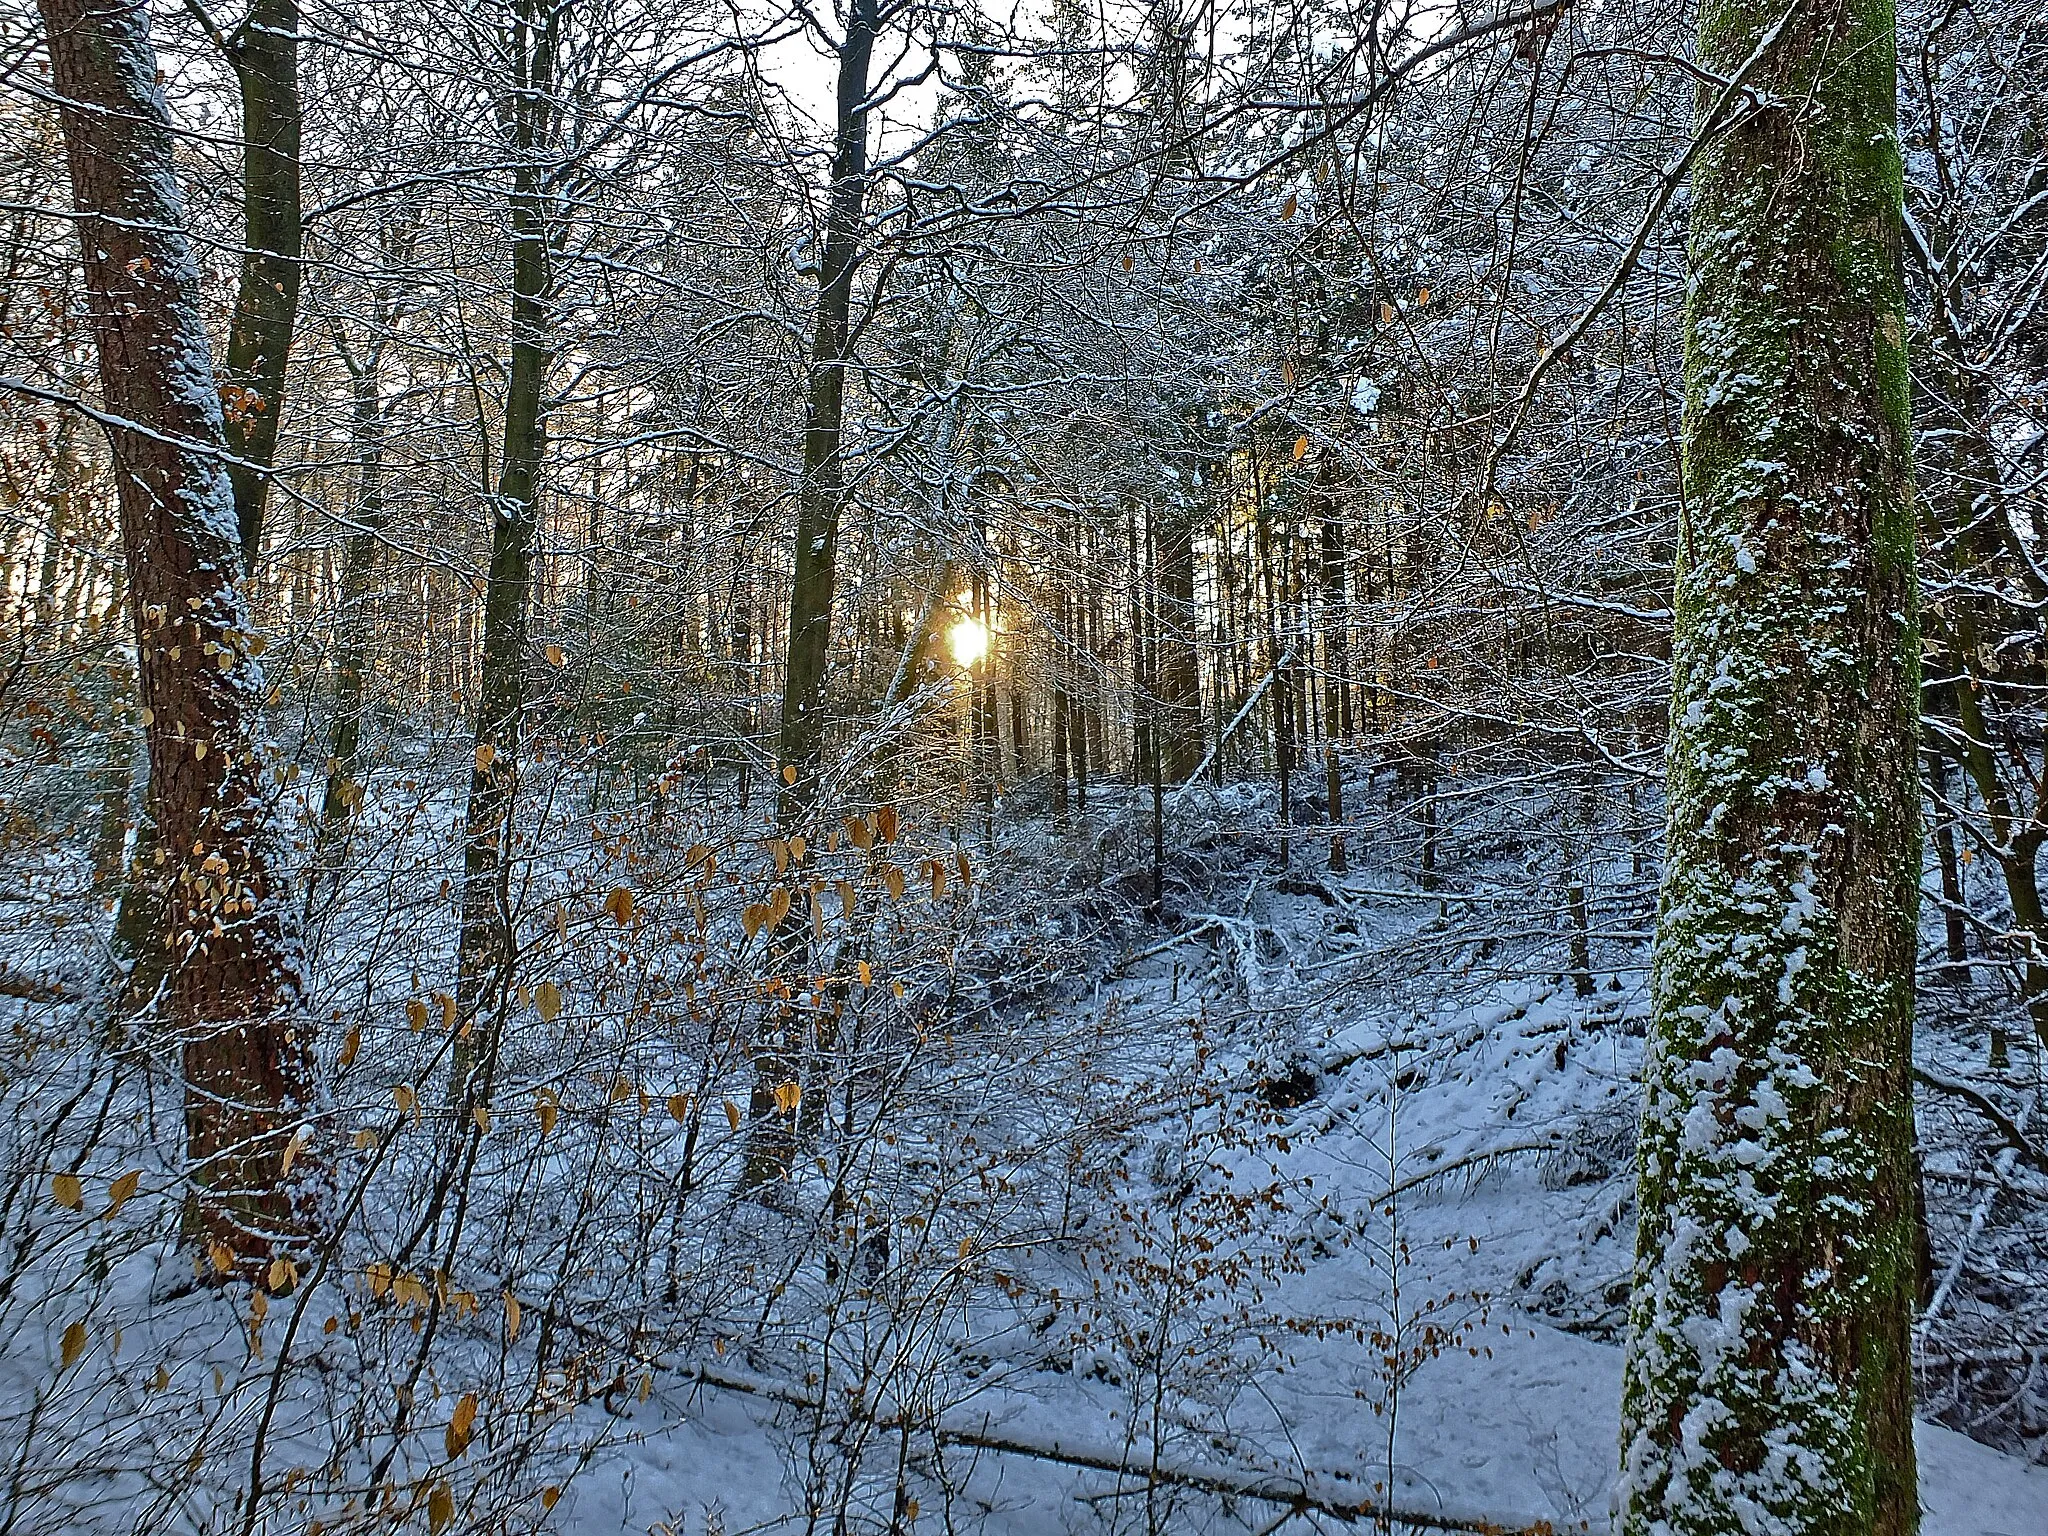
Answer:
1620, 0, 1921, 1529
451, 3, 554, 1097
39, 0, 315, 1271
1155, 498, 1204, 780
775, 0, 877, 832
310, 333, 388, 906
220, 0, 303, 570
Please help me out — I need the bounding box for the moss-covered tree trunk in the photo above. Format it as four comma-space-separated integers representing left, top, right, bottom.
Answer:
1619, 0, 1921, 1531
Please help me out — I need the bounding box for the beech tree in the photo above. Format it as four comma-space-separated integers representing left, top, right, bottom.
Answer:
1619, 0, 1923, 1531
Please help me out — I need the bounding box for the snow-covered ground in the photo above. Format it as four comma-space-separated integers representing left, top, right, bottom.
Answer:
3, 771, 2042, 1533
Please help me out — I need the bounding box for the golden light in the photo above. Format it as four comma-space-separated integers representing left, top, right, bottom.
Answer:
948, 615, 989, 669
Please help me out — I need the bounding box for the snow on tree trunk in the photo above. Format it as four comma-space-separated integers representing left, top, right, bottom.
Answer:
1619, 0, 1922, 1529
38, 0, 317, 1270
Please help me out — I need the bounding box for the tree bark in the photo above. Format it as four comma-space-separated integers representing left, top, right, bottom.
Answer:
309, 330, 388, 907
220, 0, 303, 570
775, 0, 877, 832
450, 0, 554, 1096
39, 0, 316, 1270
1620, 0, 1921, 1530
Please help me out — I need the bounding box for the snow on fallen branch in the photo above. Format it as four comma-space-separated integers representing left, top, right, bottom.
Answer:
1914, 1066, 2048, 1176
681, 1360, 1584, 1534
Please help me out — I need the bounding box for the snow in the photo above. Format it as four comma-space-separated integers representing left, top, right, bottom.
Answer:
549, 1323, 2048, 1534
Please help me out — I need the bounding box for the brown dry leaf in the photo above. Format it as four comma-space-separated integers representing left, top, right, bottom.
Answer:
884, 865, 906, 901
877, 805, 898, 843
445, 1392, 478, 1459
278, 1128, 307, 1179
1293, 435, 1309, 461
723, 1100, 742, 1132
505, 1291, 521, 1341
60, 1321, 86, 1371
789, 834, 806, 865
857, 960, 872, 987
772, 1081, 801, 1114
1281, 192, 1298, 219
406, 998, 428, 1032
338, 1026, 361, 1069
666, 1093, 690, 1124
536, 1092, 558, 1136
845, 816, 871, 851
534, 980, 563, 1021
929, 860, 948, 901
267, 1256, 296, 1292
766, 886, 792, 929
544, 643, 566, 666
51, 1173, 82, 1211
472, 1106, 490, 1135
541, 1488, 561, 1512
742, 902, 768, 939
604, 886, 635, 926
474, 742, 496, 772
393, 1083, 417, 1115
428, 1481, 454, 1533
837, 880, 856, 918
782, 763, 798, 785
956, 849, 973, 889
104, 1169, 142, 1218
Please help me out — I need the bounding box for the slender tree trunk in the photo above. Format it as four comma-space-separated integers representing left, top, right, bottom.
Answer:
1156, 497, 1203, 779
776, 0, 877, 832
1620, 0, 1921, 1528
451, 4, 554, 1097
40, 0, 315, 1271
220, 0, 302, 570
1924, 749, 1968, 976
310, 337, 387, 905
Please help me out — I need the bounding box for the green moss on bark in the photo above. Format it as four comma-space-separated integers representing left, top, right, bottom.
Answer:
1620, 0, 1921, 1530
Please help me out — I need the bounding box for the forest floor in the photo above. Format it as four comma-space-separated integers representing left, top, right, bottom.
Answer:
532, 776, 2048, 1536
3, 768, 2043, 1535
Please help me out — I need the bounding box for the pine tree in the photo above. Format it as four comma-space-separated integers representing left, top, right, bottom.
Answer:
1619, 0, 1922, 1531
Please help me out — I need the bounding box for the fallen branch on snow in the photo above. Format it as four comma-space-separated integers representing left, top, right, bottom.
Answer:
1914, 1066, 2048, 1176
681, 1359, 1582, 1533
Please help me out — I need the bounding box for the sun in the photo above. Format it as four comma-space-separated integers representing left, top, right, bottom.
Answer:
948, 615, 989, 669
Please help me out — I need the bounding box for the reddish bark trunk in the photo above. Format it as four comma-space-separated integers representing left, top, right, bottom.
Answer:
40, 0, 317, 1270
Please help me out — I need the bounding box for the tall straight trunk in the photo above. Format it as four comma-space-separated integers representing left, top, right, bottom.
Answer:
1620, 0, 1921, 1529
1319, 494, 1351, 741
40, 0, 314, 1269
776, 0, 877, 831
451, 3, 554, 1096
310, 336, 387, 905
1155, 497, 1203, 779
220, 0, 302, 569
